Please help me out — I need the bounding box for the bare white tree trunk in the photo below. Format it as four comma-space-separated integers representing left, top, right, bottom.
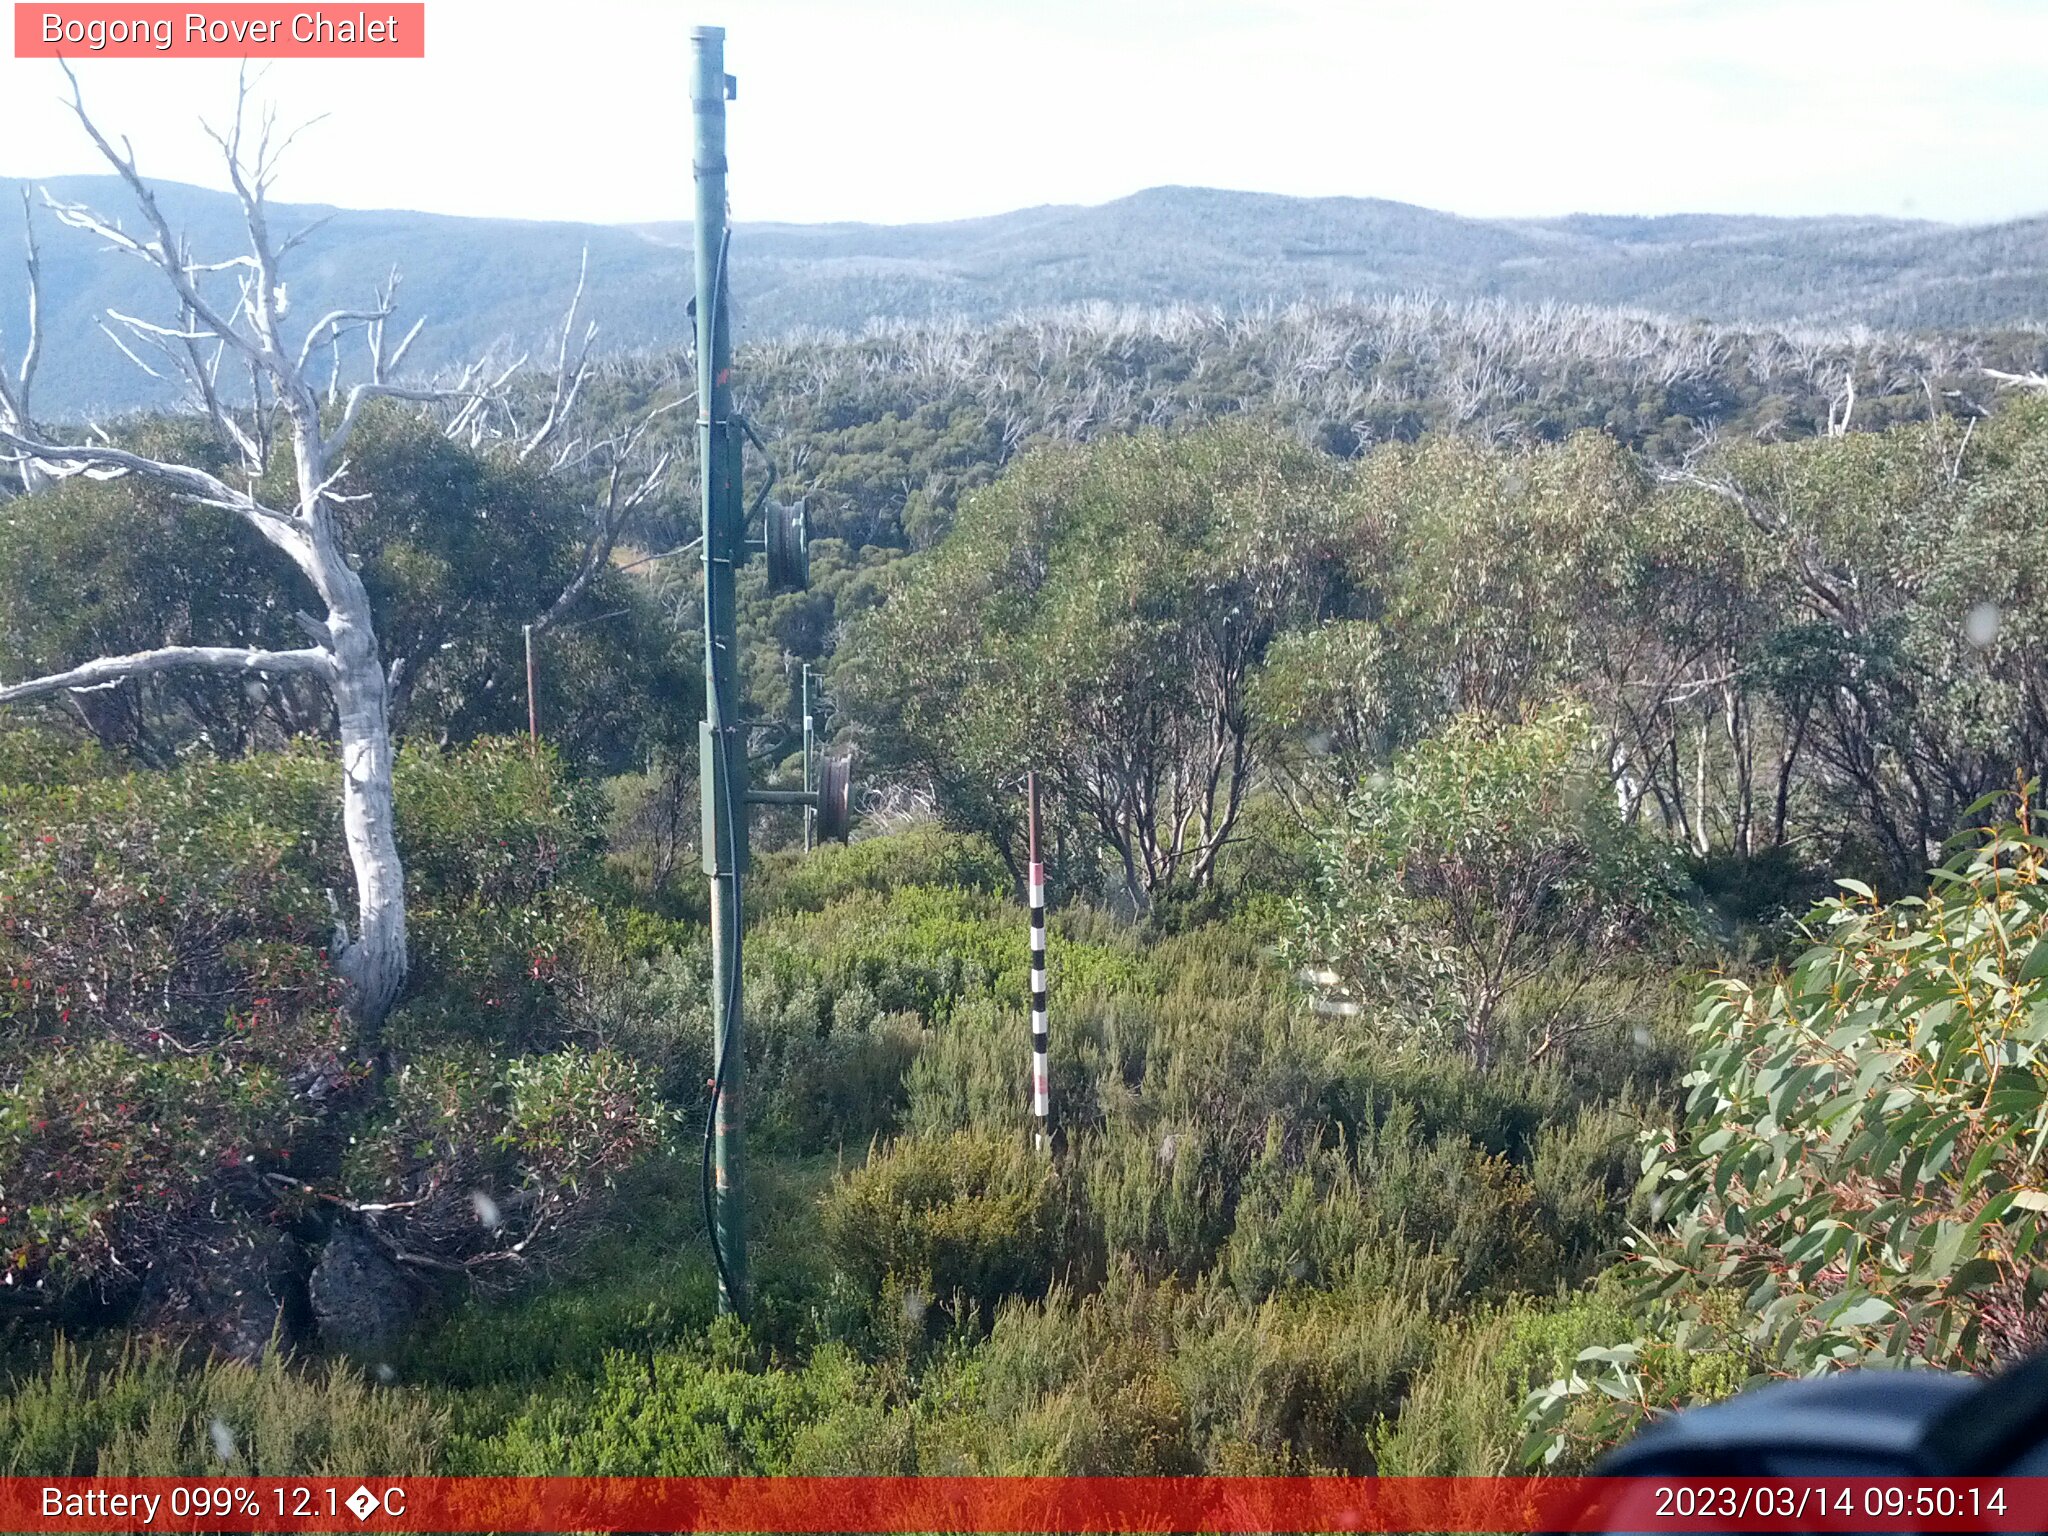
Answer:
0, 69, 486, 1048
318, 531, 409, 1038
0, 190, 47, 494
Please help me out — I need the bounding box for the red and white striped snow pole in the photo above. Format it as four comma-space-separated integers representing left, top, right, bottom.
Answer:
1027, 771, 1050, 1151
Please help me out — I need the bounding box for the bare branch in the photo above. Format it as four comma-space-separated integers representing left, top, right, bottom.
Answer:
332, 380, 485, 461
533, 447, 673, 636
94, 317, 167, 379
275, 211, 335, 262
0, 424, 305, 557
444, 353, 527, 444
174, 305, 265, 470
16, 188, 40, 400
529, 388, 685, 634
1826, 370, 1856, 437
50, 62, 263, 376
296, 303, 390, 373
0, 644, 333, 706
103, 307, 217, 343
0, 190, 44, 491
382, 314, 426, 379
519, 247, 594, 461
1655, 463, 1859, 628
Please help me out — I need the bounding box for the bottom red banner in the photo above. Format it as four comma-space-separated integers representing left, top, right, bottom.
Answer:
3, 1475, 2045, 1533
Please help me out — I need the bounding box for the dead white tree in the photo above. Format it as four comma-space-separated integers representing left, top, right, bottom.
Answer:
1984, 367, 2048, 393
531, 414, 681, 638
0, 190, 46, 494
436, 253, 688, 642
0, 69, 483, 1055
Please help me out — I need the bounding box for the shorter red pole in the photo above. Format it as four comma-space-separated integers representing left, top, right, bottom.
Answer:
1027, 771, 1049, 1150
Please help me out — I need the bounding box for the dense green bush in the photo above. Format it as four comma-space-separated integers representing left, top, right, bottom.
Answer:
0, 1339, 443, 1475
0, 409, 691, 775
21, 308, 2048, 1480
466, 1331, 901, 1475
739, 879, 1152, 1153
947, 1269, 1438, 1474
1521, 798, 2048, 1466
1292, 707, 1698, 1069
1, 805, 1694, 1472
1375, 1279, 1747, 1475
750, 826, 1011, 916
820, 1131, 1071, 1319
1631, 798, 2048, 1374
0, 735, 666, 1313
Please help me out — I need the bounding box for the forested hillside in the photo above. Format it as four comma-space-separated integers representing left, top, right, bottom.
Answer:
7, 134, 2048, 1476
7, 174, 2048, 413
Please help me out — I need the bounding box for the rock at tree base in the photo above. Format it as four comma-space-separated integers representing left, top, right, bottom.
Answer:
310, 1224, 420, 1354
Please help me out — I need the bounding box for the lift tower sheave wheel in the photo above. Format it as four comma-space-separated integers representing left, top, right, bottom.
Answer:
742, 752, 857, 843
765, 498, 809, 594
816, 755, 853, 843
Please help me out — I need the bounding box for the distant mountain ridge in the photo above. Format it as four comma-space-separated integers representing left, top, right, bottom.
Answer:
3, 177, 2045, 415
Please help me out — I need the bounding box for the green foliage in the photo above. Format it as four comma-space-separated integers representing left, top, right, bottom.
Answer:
1631, 797, 2048, 1374
465, 1333, 903, 1475
1518, 1290, 1757, 1470
0, 1044, 303, 1287
389, 738, 615, 1049
324, 407, 696, 774
839, 423, 1346, 906
0, 724, 108, 791
737, 883, 1151, 1153
339, 1045, 668, 1268
1354, 432, 1648, 725
750, 826, 1011, 917
0, 738, 664, 1304
1662, 407, 2048, 879
0, 407, 690, 775
947, 1270, 1438, 1474
0, 742, 345, 1291
1, 801, 1697, 1471
0, 1339, 443, 1475
836, 400, 2048, 913
1250, 620, 1414, 813
25, 250, 2048, 1482
1292, 707, 1697, 1068
1376, 1279, 1748, 1475
819, 1131, 1070, 1318
0, 422, 295, 763
1518, 797, 2048, 1466
397, 1153, 837, 1392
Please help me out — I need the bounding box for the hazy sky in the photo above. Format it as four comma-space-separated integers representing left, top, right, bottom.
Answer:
0, 0, 2041, 227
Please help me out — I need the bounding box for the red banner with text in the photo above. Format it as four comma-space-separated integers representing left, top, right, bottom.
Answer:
5, 1476, 2048, 1533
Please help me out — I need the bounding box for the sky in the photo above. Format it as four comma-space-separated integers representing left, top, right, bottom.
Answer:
0, 0, 2042, 228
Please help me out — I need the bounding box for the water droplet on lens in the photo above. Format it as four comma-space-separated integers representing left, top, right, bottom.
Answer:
1966, 602, 2001, 649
